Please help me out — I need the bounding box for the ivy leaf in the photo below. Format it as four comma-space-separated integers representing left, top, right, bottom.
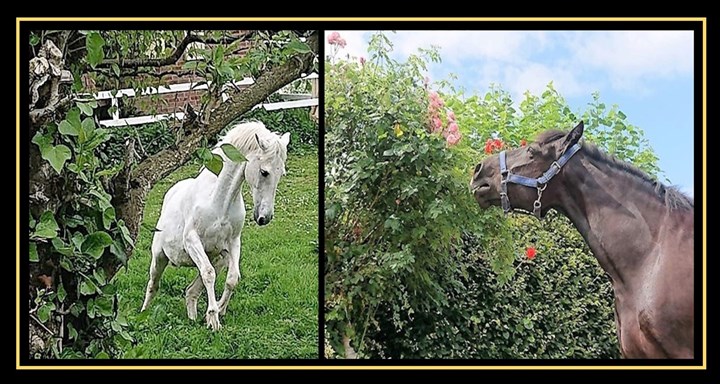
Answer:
81, 231, 113, 259
111, 63, 120, 77
81, 118, 96, 134
33, 211, 59, 239
110, 242, 127, 268
102, 207, 115, 230
41, 144, 72, 174
29, 33, 40, 46
78, 102, 94, 116
79, 279, 97, 296
58, 120, 80, 136
117, 220, 134, 247
29, 242, 39, 262
51, 237, 73, 256
205, 153, 224, 176
86, 31, 106, 68
37, 302, 56, 323
57, 282, 67, 303
286, 40, 311, 54
220, 143, 246, 162
67, 323, 78, 340
94, 296, 113, 317
93, 268, 107, 286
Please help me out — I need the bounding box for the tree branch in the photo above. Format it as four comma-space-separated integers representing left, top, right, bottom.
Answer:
97, 31, 254, 69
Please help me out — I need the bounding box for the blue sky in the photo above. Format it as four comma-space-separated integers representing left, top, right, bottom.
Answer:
327, 31, 695, 197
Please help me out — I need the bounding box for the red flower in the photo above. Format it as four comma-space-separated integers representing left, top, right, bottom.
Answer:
493, 138, 503, 150
520, 139, 527, 147
526, 247, 537, 260
484, 140, 493, 154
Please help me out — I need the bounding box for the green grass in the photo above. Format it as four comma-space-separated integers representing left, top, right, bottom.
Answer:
113, 153, 319, 359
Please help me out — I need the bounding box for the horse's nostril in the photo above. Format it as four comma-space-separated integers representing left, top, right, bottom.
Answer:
258, 216, 266, 225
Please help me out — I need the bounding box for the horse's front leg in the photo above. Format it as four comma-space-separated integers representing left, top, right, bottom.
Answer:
184, 229, 222, 331
218, 237, 241, 316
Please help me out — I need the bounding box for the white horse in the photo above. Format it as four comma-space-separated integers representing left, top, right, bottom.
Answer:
140, 121, 289, 330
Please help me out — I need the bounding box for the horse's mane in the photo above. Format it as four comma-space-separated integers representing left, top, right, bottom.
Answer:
219, 121, 287, 163
537, 129, 693, 211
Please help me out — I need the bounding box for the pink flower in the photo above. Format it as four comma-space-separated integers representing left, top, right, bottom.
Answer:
447, 121, 459, 134
447, 132, 461, 146
359, 56, 366, 65
432, 117, 443, 133
328, 32, 347, 48
447, 110, 456, 122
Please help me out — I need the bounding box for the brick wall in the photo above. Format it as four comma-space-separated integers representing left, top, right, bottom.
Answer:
130, 32, 252, 116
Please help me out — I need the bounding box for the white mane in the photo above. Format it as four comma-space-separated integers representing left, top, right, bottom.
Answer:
219, 121, 287, 162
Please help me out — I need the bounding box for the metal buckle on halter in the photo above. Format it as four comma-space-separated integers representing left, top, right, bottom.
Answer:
551, 161, 561, 172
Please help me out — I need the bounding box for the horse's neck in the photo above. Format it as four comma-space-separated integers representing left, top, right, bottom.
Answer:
556, 154, 666, 289
208, 159, 247, 213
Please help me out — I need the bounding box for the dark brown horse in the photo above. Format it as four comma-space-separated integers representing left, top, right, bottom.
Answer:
470, 122, 694, 358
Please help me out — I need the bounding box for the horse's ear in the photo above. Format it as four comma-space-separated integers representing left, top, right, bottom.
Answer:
279, 132, 290, 147
563, 121, 584, 151
255, 133, 268, 151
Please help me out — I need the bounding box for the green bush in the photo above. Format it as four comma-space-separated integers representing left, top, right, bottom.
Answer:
99, 121, 175, 166
240, 95, 318, 153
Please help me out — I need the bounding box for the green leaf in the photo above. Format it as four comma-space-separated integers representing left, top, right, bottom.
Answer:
197, 147, 213, 162
71, 232, 85, 251
33, 211, 59, 239
81, 231, 113, 259
58, 120, 80, 136
86, 297, 95, 318
57, 282, 67, 303
110, 242, 127, 267
29, 212, 36, 228
95, 296, 112, 316
51, 237, 73, 256
286, 40, 312, 54
86, 32, 106, 68
29, 33, 40, 46
93, 268, 107, 286
618, 111, 627, 120
78, 103, 94, 116
111, 63, 120, 77
67, 323, 78, 340
31, 131, 52, 151
79, 279, 97, 296
37, 302, 56, 323
213, 44, 224, 64
102, 207, 115, 230
117, 220, 134, 247
220, 143, 246, 162
29, 242, 39, 262
205, 153, 224, 176
40, 144, 72, 174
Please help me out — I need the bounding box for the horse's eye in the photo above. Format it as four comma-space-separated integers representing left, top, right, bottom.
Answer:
260, 169, 269, 177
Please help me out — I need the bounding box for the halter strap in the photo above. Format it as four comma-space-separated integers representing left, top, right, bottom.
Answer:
499, 142, 582, 218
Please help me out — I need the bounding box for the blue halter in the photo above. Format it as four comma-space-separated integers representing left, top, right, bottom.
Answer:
499, 142, 582, 218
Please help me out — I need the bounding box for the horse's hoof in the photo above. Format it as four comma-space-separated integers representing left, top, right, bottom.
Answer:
205, 311, 222, 331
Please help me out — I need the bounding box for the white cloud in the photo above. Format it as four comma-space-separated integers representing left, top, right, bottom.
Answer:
324, 30, 694, 97
569, 31, 694, 90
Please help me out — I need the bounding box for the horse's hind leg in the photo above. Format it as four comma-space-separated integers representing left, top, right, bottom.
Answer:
141, 241, 169, 312
185, 274, 203, 321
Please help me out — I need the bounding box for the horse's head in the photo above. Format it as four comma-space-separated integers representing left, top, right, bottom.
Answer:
470, 122, 584, 215
245, 132, 290, 226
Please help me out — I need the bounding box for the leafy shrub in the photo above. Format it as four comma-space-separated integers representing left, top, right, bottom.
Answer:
240, 94, 318, 153
99, 121, 175, 166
